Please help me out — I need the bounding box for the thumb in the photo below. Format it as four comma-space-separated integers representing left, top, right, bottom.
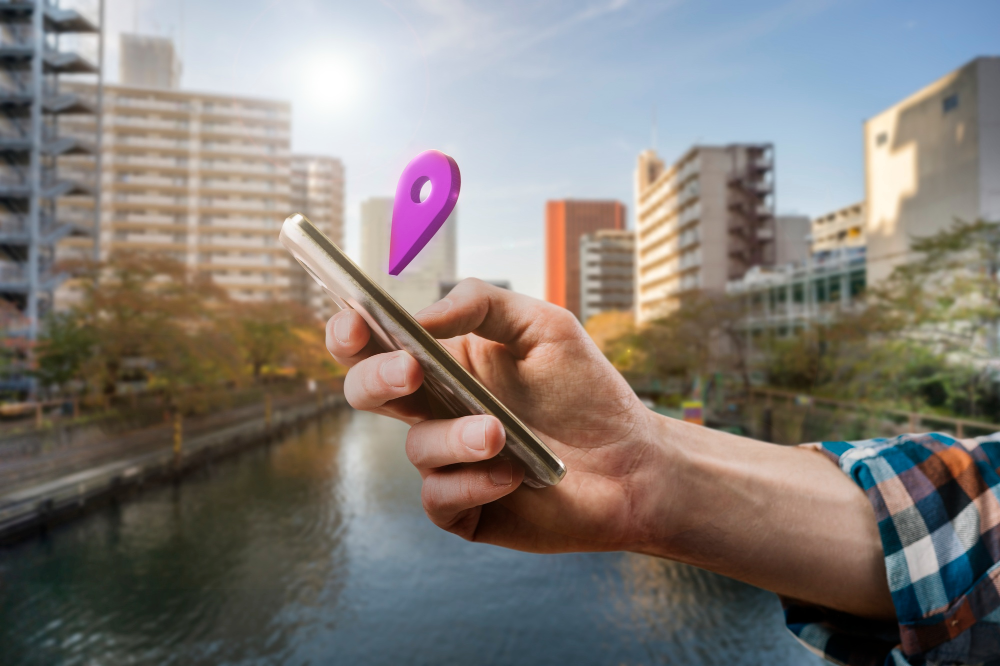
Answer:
414, 278, 575, 358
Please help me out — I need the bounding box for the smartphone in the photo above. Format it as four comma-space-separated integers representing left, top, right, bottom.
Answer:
279, 213, 566, 488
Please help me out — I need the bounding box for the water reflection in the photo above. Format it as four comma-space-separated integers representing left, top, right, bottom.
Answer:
0, 409, 819, 665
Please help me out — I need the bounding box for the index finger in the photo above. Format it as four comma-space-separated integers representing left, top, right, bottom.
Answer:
326, 308, 382, 367
414, 279, 579, 358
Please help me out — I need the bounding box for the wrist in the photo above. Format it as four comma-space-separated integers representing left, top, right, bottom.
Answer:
621, 409, 704, 557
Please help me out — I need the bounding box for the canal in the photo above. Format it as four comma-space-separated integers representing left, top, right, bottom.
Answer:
0, 408, 821, 665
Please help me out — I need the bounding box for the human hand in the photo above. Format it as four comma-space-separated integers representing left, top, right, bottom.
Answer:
325, 279, 674, 553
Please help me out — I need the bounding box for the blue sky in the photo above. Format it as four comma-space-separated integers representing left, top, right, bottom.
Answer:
112, 0, 999, 298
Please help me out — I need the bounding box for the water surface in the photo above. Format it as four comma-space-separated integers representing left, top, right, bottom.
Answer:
0, 409, 820, 665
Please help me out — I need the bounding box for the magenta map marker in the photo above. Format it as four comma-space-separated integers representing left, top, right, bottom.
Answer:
388, 150, 461, 275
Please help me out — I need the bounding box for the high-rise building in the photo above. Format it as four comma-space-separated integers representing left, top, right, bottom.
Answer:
55, 37, 345, 309
545, 199, 625, 320
56, 81, 297, 303
811, 202, 866, 259
634, 145, 775, 325
579, 229, 634, 324
119, 34, 181, 90
0, 2, 102, 342
290, 155, 344, 317
359, 196, 456, 313
865, 57, 1000, 284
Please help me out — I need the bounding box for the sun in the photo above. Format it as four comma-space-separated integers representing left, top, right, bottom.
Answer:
300, 54, 360, 112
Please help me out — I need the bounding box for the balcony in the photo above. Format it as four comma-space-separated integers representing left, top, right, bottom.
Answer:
43, 49, 98, 75
44, 6, 100, 34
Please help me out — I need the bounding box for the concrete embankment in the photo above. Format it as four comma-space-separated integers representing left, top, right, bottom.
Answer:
0, 393, 345, 544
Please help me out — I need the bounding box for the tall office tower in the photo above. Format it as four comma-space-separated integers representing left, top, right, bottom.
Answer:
0, 2, 102, 344
56, 79, 296, 304
119, 34, 180, 90
359, 196, 456, 313
545, 200, 626, 320
866, 57, 1000, 284
634, 145, 775, 325
811, 202, 866, 259
579, 229, 635, 324
290, 155, 344, 318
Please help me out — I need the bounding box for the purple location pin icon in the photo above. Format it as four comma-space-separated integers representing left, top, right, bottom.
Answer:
388, 150, 461, 275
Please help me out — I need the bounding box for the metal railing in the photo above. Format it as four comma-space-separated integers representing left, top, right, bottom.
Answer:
750, 387, 1000, 439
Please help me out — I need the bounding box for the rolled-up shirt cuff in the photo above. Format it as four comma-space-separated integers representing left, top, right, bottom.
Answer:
782, 432, 1000, 665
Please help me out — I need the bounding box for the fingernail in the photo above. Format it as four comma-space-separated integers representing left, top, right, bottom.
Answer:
489, 459, 512, 486
417, 299, 451, 317
461, 418, 487, 451
380, 354, 407, 387
333, 314, 351, 345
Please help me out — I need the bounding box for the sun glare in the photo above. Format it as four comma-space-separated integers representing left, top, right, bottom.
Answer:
300, 55, 360, 112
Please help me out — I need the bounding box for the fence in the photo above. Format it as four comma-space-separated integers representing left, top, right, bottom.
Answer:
742, 387, 1000, 444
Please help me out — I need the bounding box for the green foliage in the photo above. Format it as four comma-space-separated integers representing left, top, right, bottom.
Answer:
32, 251, 342, 407
35, 311, 96, 388
612, 219, 1000, 421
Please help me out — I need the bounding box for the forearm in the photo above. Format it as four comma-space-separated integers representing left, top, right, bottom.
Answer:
636, 414, 895, 620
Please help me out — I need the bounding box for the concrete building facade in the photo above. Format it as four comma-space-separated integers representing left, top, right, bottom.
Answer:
360, 196, 456, 314
726, 251, 867, 346
119, 34, 181, 90
865, 57, 1000, 284
545, 199, 625, 320
774, 215, 810, 265
290, 155, 344, 317
634, 144, 775, 325
812, 202, 866, 258
579, 229, 634, 324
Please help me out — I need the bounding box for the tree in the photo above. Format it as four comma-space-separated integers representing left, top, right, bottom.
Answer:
870, 218, 1000, 360
233, 300, 315, 381
606, 293, 753, 395
48, 251, 244, 409
35, 310, 95, 391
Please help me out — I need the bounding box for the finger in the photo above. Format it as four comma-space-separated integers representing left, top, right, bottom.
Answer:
405, 415, 506, 470
414, 278, 579, 358
421, 459, 524, 535
326, 309, 379, 367
344, 351, 423, 411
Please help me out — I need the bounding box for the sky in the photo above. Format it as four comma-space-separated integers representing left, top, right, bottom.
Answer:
93, 0, 1000, 298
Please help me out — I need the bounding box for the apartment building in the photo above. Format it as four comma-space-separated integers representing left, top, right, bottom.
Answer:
726, 251, 867, 347
634, 145, 775, 325
865, 56, 1000, 284
811, 202, 866, 258
359, 196, 456, 313
120, 34, 181, 90
545, 199, 625, 320
579, 229, 634, 324
55, 82, 297, 304
290, 155, 344, 317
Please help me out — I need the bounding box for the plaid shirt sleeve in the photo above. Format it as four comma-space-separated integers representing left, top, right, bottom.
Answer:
782, 431, 1000, 666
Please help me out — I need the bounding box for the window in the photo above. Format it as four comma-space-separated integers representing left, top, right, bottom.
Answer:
849, 270, 866, 298
792, 283, 804, 304
829, 277, 841, 303
815, 279, 827, 303
876, 132, 888, 146
943, 93, 959, 113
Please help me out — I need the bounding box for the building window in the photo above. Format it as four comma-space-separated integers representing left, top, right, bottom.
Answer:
943, 94, 959, 113
849, 270, 866, 298
875, 132, 888, 147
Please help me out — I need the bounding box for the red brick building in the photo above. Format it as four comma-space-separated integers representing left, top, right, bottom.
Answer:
545, 200, 626, 320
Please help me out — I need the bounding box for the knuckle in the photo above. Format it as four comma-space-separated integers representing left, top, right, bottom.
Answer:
421, 478, 442, 515
404, 428, 424, 466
